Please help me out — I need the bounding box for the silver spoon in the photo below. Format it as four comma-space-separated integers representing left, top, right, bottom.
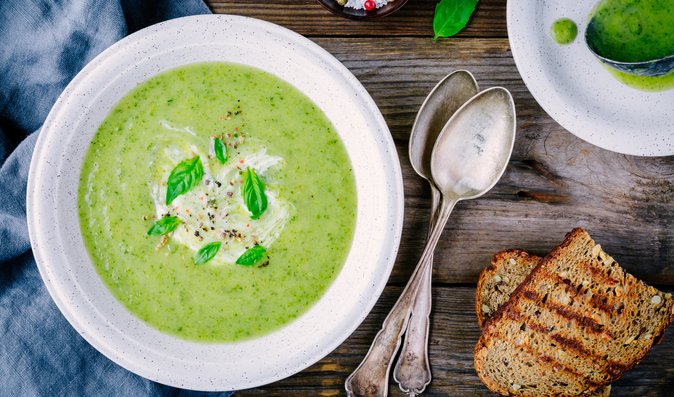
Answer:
393, 71, 478, 396
345, 87, 515, 397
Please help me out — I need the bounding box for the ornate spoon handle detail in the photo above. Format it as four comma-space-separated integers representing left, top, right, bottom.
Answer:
392, 185, 440, 396
392, 264, 432, 396
345, 196, 456, 397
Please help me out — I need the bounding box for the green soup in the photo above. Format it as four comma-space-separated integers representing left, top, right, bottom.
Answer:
78, 63, 357, 342
587, 0, 674, 62
551, 18, 578, 45
586, 0, 674, 91
605, 66, 674, 91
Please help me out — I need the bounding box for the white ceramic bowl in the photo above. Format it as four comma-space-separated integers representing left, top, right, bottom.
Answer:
26, 15, 404, 391
507, 0, 674, 157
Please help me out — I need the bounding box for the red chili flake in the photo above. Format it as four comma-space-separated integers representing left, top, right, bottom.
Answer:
246, 224, 250, 228
239, 159, 244, 164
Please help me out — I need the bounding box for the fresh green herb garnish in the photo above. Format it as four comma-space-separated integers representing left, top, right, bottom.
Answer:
214, 137, 228, 164
236, 245, 267, 266
166, 156, 204, 205
194, 241, 221, 265
433, 0, 479, 40
147, 216, 182, 235
241, 167, 268, 219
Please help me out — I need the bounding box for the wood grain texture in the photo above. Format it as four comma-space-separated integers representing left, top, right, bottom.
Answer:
204, 2, 674, 395
237, 287, 674, 396
205, 0, 507, 38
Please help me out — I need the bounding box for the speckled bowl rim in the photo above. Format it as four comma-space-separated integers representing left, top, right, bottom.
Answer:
26, 15, 404, 391
507, 0, 674, 157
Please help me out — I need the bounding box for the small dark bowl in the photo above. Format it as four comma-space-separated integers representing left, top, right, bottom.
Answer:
315, 0, 409, 20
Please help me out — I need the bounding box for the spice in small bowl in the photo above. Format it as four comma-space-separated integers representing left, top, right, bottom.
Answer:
316, 0, 408, 19
337, 0, 393, 11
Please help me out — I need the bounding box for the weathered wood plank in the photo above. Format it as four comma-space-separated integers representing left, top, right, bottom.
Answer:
205, 0, 507, 38
236, 286, 674, 396
309, 37, 674, 286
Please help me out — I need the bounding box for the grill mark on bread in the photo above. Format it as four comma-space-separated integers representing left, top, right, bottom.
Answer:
550, 334, 592, 356
489, 329, 604, 387
589, 295, 618, 315
506, 306, 626, 379
552, 273, 617, 315
577, 259, 621, 286
537, 355, 605, 389
546, 301, 607, 335
474, 337, 596, 396
549, 334, 628, 377
521, 288, 607, 335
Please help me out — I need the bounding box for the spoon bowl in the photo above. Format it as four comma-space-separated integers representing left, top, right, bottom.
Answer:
409, 71, 479, 180
431, 87, 516, 200
585, 17, 674, 77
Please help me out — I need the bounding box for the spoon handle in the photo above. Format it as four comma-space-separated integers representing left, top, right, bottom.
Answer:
392, 186, 440, 396
345, 196, 456, 397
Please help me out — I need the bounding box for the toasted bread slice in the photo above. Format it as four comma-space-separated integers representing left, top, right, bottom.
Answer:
476, 250, 542, 326
474, 228, 674, 396
476, 249, 611, 396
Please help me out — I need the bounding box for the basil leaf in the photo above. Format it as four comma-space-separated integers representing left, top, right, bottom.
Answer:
194, 241, 221, 265
147, 216, 182, 236
236, 245, 267, 266
241, 167, 268, 219
433, 0, 479, 40
214, 137, 228, 164
166, 156, 204, 205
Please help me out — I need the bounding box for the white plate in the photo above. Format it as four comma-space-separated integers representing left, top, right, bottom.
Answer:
507, 0, 674, 156
26, 15, 404, 391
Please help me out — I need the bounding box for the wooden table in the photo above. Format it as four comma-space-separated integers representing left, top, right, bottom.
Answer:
205, 1, 674, 395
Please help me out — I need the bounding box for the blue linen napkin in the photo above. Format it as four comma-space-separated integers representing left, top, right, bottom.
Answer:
0, 1, 235, 395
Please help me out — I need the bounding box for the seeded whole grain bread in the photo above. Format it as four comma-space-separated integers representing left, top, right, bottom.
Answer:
475, 249, 610, 397
474, 228, 674, 397
476, 250, 542, 327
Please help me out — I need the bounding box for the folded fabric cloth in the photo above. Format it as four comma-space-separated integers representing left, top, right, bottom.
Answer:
0, 1, 234, 395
